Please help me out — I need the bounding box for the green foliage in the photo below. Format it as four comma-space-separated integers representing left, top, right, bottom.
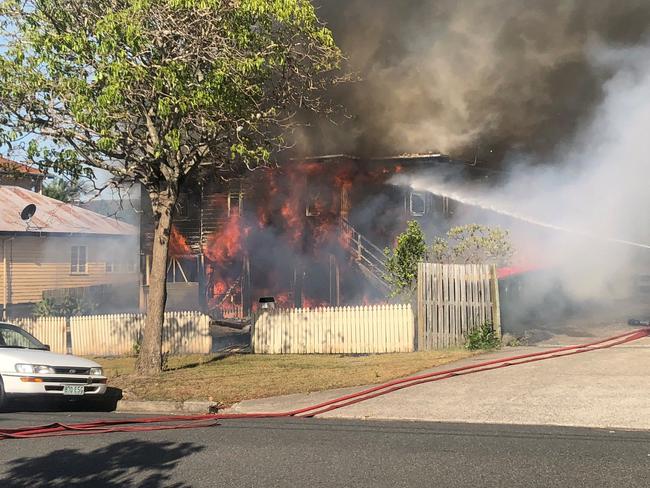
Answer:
383, 221, 513, 297
132, 340, 141, 357
465, 323, 501, 350
42, 177, 85, 203
33, 295, 96, 317
32, 299, 56, 318
0, 0, 343, 372
431, 224, 513, 265
384, 221, 427, 296
0, 0, 343, 183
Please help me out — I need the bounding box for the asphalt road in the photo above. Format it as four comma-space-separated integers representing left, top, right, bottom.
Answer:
1, 412, 650, 487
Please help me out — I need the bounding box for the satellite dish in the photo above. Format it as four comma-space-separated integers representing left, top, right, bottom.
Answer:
20, 203, 37, 221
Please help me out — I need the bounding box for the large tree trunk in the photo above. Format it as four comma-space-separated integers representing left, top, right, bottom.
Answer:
136, 190, 176, 375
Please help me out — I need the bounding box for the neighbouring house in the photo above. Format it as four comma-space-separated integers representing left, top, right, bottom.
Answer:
0, 186, 140, 318
0, 156, 45, 193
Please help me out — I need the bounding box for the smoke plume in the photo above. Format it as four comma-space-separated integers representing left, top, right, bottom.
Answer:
395, 41, 650, 310
300, 0, 650, 164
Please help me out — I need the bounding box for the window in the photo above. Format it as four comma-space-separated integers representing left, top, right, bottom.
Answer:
441, 196, 456, 217
227, 192, 242, 217
306, 192, 322, 217
0, 324, 44, 349
70, 246, 87, 274
106, 260, 121, 273
409, 192, 426, 216
175, 193, 190, 219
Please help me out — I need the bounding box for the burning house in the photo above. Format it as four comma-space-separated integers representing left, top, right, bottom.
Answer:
140, 154, 496, 318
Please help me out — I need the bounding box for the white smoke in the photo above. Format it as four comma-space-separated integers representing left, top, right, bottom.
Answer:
394, 41, 650, 302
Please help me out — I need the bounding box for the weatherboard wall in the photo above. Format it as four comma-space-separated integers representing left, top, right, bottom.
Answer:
3, 235, 139, 305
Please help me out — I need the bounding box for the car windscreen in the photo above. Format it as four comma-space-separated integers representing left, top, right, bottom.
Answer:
0, 323, 48, 350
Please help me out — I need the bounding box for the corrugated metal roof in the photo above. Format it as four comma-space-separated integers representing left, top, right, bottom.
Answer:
0, 186, 138, 235
0, 157, 43, 176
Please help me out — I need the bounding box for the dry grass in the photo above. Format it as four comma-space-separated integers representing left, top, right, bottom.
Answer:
97, 350, 477, 406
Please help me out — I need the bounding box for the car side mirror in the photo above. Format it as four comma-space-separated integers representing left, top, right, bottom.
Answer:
43, 344, 51, 351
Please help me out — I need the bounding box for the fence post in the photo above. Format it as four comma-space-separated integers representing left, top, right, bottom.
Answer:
489, 264, 502, 338
65, 316, 71, 354
417, 262, 424, 351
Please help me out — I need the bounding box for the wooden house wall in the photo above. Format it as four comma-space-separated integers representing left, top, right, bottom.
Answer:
141, 178, 246, 260
2, 234, 139, 305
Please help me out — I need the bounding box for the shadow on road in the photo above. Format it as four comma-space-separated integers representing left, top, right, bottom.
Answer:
0, 439, 203, 487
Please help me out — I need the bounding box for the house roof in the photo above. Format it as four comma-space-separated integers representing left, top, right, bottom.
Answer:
0, 156, 43, 176
0, 186, 138, 236
291, 153, 446, 164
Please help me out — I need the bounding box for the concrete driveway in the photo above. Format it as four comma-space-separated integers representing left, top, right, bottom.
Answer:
230, 325, 650, 430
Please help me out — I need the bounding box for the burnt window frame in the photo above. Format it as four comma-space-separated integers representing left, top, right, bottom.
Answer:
227, 191, 243, 217
409, 192, 427, 217
175, 193, 190, 220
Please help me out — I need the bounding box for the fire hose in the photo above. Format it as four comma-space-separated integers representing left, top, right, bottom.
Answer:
1, 328, 648, 440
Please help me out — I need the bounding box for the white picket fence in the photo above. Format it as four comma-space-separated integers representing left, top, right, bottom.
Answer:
252, 304, 415, 354
12, 317, 68, 354
70, 311, 212, 356
70, 314, 141, 357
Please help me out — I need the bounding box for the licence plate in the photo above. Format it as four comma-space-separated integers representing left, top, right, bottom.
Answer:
63, 385, 85, 396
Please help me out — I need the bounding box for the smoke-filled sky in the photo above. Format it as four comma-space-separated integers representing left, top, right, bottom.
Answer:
299, 0, 650, 164
292, 1, 650, 306
393, 39, 650, 302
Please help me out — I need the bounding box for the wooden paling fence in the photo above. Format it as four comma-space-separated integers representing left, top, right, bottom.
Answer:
12, 317, 67, 354
252, 304, 415, 354
417, 263, 501, 350
70, 311, 211, 356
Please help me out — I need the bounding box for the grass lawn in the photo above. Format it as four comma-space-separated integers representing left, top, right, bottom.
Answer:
97, 350, 478, 406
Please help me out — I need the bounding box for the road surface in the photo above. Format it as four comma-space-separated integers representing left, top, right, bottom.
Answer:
1, 412, 649, 487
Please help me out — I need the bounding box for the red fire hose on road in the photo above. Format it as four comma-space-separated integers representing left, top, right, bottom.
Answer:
1, 328, 648, 440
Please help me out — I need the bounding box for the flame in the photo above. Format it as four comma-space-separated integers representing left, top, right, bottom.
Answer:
213, 280, 227, 297
204, 213, 245, 264
174, 157, 411, 314
169, 225, 191, 257
302, 296, 328, 308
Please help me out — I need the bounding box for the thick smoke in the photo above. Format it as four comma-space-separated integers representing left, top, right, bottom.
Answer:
395, 41, 650, 310
299, 0, 650, 163
288, 1, 650, 328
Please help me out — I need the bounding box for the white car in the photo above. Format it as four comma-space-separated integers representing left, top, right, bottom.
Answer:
0, 322, 107, 410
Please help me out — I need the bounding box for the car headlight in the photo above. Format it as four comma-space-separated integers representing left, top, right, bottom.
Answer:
89, 367, 103, 376
15, 363, 34, 373
15, 364, 55, 374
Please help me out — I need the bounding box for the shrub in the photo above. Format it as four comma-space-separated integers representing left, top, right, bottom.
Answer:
33, 295, 97, 317
466, 323, 501, 350
384, 220, 427, 297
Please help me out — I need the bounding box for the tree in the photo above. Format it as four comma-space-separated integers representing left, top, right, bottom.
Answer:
431, 224, 513, 265
43, 177, 85, 203
384, 222, 513, 297
0, 0, 342, 373
384, 221, 427, 297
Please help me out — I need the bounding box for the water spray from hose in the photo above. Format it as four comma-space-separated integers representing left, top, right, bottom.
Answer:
403, 177, 650, 251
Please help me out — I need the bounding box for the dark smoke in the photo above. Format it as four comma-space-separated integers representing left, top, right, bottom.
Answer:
294, 0, 650, 164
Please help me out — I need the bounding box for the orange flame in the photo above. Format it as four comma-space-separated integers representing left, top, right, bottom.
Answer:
169, 225, 192, 257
